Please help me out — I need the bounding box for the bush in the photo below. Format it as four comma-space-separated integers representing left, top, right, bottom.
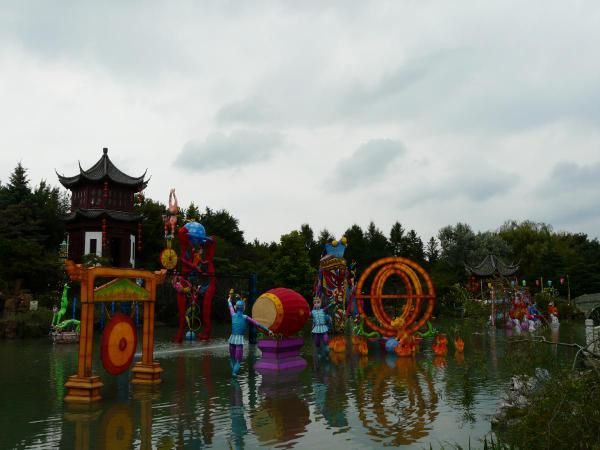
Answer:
495, 368, 600, 448
0, 308, 53, 338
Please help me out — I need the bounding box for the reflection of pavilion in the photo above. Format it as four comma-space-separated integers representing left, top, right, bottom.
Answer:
355, 357, 438, 446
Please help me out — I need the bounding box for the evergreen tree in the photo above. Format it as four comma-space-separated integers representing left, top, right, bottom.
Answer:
185, 202, 200, 222
7, 162, 30, 204
365, 221, 390, 265
425, 237, 440, 264
389, 221, 405, 256
404, 229, 425, 263
344, 224, 366, 269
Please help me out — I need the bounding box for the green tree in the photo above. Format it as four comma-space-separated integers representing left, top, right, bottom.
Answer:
404, 229, 425, 263
389, 221, 405, 256
200, 207, 245, 247
185, 202, 200, 222
425, 237, 440, 264
271, 230, 314, 297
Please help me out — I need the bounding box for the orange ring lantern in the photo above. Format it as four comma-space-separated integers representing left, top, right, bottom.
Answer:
356, 257, 435, 337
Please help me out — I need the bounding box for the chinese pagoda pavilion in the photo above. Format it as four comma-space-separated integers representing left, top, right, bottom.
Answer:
56, 148, 148, 267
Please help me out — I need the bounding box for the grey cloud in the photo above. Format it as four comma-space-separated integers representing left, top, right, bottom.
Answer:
173, 130, 283, 172
216, 98, 276, 125
534, 161, 600, 225
328, 139, 406, 191
399, 165, 518, 207
540, 161, 600, 194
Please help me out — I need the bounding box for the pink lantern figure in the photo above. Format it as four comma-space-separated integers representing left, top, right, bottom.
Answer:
560, 277, 565, 285
535, 279, 540, 287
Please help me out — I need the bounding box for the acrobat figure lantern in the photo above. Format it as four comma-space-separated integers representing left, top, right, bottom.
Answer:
173, 221, 217, 342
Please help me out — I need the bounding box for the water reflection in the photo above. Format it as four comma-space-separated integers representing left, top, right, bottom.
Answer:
0, 322, 588, 449
355, 355, 438, 446
312, 355, 350, 428
251, 371, 310, 448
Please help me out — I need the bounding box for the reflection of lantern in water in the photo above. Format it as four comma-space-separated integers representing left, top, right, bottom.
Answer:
432, 334, 448, 356
251, 396, 310, 445
454, 336, 465, 353
97, 404, 135, 450
252, 374, 310, 446
356, 257, 435, 338
355, 357, 438, 446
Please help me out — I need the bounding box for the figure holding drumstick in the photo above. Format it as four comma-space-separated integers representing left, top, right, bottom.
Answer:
311, 296, 333, 356
227, 289, 274, 377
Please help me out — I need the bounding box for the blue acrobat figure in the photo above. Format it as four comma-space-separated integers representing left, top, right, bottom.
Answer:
227, 289, 273, 377
311, 296, 333, 355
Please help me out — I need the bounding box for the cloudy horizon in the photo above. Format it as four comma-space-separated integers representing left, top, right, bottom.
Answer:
1, 1, 599, 243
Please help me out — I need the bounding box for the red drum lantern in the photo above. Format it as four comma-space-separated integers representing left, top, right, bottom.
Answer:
252, 288, 309, 336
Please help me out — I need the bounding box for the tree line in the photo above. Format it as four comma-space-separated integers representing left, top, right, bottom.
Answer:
2, 163, 600, 308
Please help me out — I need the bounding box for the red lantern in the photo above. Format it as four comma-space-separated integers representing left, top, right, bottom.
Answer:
103, 181, 109, 207
102, 218, 107, 248
137, 223, 142, 252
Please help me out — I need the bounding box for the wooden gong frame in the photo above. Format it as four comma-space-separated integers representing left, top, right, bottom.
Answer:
63, 260, 166, 403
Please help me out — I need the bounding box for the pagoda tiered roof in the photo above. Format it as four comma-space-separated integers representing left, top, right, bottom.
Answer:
56, 147, 148, 190
465, 254, 519, 277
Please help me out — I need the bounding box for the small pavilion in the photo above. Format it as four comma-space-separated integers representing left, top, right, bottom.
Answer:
56, 148, 148, 267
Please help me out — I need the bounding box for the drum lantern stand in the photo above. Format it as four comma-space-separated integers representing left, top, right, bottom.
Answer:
252, 288, 310, 372
63, 260, 166, 403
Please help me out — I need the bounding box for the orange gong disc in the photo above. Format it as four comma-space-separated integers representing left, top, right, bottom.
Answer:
101, 313, 138, 375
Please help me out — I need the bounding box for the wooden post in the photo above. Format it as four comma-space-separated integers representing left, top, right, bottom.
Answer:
65, 269, 103, 403
132, 277, 163, 385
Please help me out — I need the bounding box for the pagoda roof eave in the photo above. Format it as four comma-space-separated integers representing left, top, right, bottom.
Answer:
63, 209, 142, 223
465, 254, 519, 277
56, 149, 148, 190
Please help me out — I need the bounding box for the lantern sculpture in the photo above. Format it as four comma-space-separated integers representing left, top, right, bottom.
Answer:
314, 237, 357, 334
63, 260, 166, 403
356, 257, 435, 339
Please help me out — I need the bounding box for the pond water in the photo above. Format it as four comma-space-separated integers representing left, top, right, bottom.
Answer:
0, 320, 585, 450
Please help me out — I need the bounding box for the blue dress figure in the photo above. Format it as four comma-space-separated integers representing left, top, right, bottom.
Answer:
311, 297, 332, 355
227, 290, 273, 377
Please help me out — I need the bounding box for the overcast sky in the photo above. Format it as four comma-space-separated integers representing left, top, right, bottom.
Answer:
1, 1, 599, 243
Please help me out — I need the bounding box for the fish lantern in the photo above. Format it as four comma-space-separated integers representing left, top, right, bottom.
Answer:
432, 333, 448, 356
454, 336, 465, 353
394, 332, 416, 357
328, 335, 346, 353
352, 336, 369, 356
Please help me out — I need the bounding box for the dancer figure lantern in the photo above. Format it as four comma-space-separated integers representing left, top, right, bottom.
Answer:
356, 257, 436, 339
313, 237, 357, 334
